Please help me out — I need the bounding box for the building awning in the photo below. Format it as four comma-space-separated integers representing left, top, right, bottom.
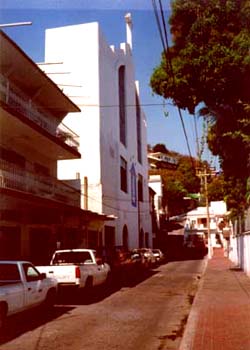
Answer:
1, 187, 116, 223
0, 30, 80, 118
81, 211, 117, 222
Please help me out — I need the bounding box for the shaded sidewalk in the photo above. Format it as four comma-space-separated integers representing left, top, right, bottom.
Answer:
180, 248, 250, 350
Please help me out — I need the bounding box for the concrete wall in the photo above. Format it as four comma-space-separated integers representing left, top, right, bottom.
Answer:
229, 208, 250, 276
229, 233, 250, 276
148, 175, 162, 226
43, 20, 152, 249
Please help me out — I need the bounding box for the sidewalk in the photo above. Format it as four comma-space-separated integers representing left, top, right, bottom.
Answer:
180, 248, 250, 350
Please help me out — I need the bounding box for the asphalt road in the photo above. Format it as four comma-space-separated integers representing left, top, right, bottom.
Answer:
0, 258, 207, 350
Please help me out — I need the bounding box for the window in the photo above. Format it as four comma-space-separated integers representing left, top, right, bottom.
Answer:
198, 218, 207, 227
23, 263, 40, 282
0, 264, 20, 281
135, 92, 142, 164
138, 174, 143, 202
119, 65, 126, 146
130, 163, 137, 207
52, 251, 92, 265
120, 156, 127, 192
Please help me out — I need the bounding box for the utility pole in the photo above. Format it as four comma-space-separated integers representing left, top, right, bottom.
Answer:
196, 165, 213, 259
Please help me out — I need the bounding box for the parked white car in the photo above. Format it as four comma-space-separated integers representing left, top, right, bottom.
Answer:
0, 261, 57, 329
132, 248, 156, 268
152, 249, 165, 264
36, 249, 111, 292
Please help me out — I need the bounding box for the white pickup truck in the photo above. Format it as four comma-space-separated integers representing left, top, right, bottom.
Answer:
0, 261, 58, 328
36, 249, 111, 291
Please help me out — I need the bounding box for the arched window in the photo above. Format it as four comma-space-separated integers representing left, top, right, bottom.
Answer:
122, 225, 129, 250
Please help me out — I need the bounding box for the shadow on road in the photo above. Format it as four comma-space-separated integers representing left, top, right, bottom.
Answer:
58, 268, 158, 305
165, 233, 207, 262
0, 305, 75, 345
0, 268, 160, 344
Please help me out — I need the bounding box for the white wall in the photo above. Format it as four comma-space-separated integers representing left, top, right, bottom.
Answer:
149, 175, 162, 225
44, 23, 102, 212
229, 233, 250, 276
43, 20, 152, 248
98, 27, 151, 248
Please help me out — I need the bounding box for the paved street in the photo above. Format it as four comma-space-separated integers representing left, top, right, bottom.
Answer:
0, 259, 206, 350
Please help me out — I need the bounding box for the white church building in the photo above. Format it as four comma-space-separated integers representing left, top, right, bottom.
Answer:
38, 14, 152, 251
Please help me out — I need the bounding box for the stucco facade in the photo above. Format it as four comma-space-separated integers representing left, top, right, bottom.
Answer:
0, 31, 81, 263
184, 201, 229, 248
148, 175, 163, 228
0, 30, 115, 264
40, 17, 152, 250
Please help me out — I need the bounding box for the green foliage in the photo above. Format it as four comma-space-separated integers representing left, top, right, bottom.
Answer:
152, 143, 170, 153
176, 155, 200, 193
223, 176, 247, 219
150, 150, 201, 216
247, 177, 250, 204
207, 174, 226, 202
150, 0, 250, 214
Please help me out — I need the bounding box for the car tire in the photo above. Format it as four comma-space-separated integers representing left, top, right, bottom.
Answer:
84, 276, 93, 293
44, 288, 56, 309
106, 272, 112, 286
83, 276, 93, 301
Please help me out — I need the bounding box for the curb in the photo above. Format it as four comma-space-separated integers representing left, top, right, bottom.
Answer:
179, 257, 208, 350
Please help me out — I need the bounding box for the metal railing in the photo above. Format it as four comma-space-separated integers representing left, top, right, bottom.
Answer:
0, 73, 79, 150
0, 158, 80, 207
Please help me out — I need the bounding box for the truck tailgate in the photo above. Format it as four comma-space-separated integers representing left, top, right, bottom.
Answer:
36, 265, 79, 285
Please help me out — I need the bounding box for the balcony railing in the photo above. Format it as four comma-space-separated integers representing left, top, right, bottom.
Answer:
0, 73, 79, 150
0, 159, 80, 207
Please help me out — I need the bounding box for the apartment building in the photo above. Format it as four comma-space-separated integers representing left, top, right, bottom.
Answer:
184, 201, 230, 248
0, 30, 112, 264
39, 14, 152, 251
148, 152, 178, 171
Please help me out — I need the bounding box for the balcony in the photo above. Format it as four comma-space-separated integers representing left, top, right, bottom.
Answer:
0, 159, 80, 207
0, 73, 79, 151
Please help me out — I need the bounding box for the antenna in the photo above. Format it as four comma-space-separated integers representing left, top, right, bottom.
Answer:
0, 22, 32, 28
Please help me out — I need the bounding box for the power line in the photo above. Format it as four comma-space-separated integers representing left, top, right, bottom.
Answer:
158, 0, 194, 166
152, 0, 195, 170
65, 101, 176, 108
60, 182, 152, 214
80, 191, 151, 215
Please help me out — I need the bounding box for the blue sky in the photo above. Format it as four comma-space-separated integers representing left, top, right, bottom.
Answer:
0, 0, 217, 167
0, 0, 171, 10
